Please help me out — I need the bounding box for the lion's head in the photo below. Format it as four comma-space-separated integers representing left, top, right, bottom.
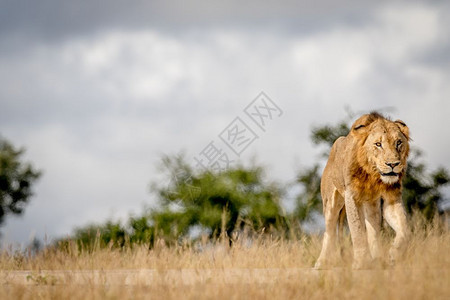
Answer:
350, 112, 410, 186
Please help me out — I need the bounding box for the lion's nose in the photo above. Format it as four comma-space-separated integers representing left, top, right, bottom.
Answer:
386, 162, 400, 169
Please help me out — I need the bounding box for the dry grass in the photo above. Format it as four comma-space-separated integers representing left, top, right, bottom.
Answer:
0, 220, 449, 300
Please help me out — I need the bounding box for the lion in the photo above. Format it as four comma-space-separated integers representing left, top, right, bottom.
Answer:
314, 112, 410, 269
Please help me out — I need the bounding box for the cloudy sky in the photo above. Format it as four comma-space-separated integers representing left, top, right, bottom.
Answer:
1, 0, 449, 246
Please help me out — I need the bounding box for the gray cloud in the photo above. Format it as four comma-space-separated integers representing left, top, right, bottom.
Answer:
0, 0, 383, 40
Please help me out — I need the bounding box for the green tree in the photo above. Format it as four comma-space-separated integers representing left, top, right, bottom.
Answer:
65, 220, 127, 251
0, 137, 41, 228
294, 112, 449, 221
128, 215, 155, 245
58, 216, 156, 251
294, 164, 322, 221
150, 154, 287, 242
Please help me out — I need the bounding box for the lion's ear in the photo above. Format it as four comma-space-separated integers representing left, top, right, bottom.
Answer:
395, 120, 410, 140
351, 115, 369, 131
351, 112, 381, 132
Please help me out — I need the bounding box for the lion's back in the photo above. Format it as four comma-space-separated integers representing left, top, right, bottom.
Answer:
321, 136, 350, 200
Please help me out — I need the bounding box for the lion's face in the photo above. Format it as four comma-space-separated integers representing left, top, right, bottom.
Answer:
362, 121, 409, 184
351, 114, 410, 186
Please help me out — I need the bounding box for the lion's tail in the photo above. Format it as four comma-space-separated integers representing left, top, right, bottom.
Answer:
338, 206, 346, 241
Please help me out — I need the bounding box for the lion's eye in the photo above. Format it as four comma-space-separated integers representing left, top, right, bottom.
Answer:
375, 142, 382, 148
396, 140, 402, 147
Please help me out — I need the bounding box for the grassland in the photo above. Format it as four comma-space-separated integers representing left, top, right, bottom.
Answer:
0, 220, 449, 300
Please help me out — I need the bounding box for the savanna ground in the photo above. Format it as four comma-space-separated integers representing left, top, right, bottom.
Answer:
0, 217, 449, 300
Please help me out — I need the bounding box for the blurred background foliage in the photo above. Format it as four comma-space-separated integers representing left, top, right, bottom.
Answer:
3, 113, 446, 250
0, 138, 41, 230
54, 112, 448, 249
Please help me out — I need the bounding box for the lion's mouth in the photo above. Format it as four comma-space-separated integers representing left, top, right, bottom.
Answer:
380, 171, 399, 177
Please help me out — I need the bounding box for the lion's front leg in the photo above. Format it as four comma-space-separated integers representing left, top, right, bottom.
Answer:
383, 198, 409, 265
345, 190, 372, 269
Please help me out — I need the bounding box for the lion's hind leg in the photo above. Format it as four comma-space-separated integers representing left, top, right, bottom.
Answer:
315, 189, 344, 269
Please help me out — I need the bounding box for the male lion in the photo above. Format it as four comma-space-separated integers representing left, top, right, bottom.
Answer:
315, 112, 410, 269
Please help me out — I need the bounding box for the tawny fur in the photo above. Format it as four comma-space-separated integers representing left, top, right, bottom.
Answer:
315, 112, 410, 269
